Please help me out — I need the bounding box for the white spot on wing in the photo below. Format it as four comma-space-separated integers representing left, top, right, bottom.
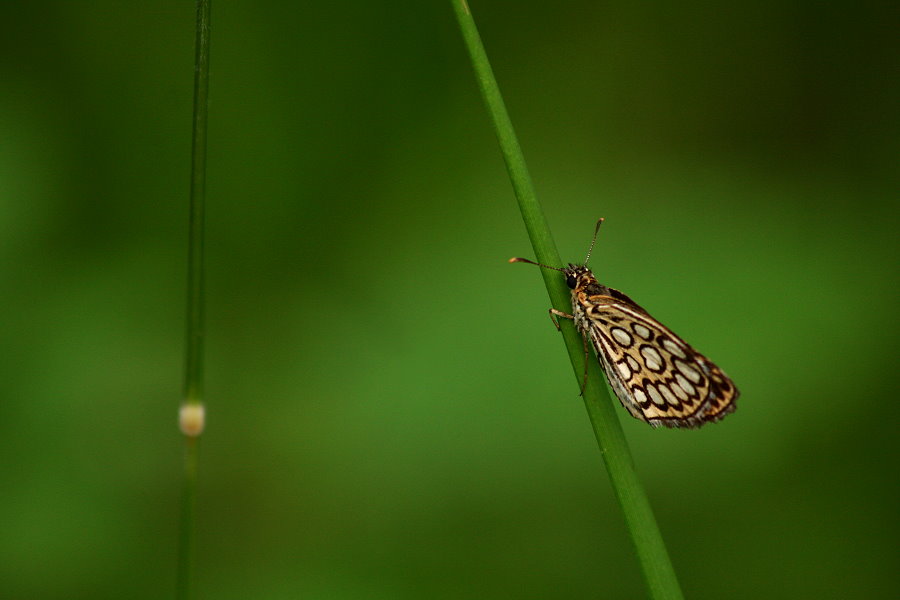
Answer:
647, 385, 666, 406
626, 355, 640, 372
675, 373, 696, 396
662, 338, 686, 358
670, 378, 689, 400
659, 383, 678, 404
633, 388, 648, 405
632, 323, 651, 339
617, 361, 631, 381
675, 359, 703, 383
640, 346, 663, 371
611, 327, 632, 347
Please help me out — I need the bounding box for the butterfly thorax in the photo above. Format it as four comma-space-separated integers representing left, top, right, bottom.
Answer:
563, 264, 606, 296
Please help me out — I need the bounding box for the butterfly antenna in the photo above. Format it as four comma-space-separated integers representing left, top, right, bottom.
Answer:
582, 218, 605, 266
508, 257, 565, 272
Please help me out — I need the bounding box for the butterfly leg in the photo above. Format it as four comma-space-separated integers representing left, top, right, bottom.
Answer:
548, 308, 575, 330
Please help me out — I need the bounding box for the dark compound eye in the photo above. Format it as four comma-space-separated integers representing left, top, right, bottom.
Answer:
566, 274, 577, 288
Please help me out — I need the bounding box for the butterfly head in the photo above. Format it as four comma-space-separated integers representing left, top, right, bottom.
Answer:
563, 264, 597, 290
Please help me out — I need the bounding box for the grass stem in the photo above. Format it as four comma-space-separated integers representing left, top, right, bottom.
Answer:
177, 1, 211, 598
451, 2, 684, 598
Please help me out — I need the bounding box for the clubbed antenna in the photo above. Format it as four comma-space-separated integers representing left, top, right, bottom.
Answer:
582, 218, 605, 266
507, 257, 565, 271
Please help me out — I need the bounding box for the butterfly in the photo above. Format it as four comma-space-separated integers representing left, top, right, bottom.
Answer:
510, 219, 738, 428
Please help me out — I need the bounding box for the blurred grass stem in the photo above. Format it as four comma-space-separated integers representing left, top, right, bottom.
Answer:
451, 1, 684, 598
177, 1, 211, 599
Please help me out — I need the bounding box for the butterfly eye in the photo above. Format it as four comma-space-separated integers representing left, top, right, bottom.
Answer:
566, 274, 577, 289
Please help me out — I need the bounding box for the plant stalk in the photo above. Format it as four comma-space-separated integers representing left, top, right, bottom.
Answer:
177, 1, 211, 599
451, 2, 684, 598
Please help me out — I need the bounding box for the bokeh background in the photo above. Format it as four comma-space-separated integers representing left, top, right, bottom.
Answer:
1, 1, 897, 598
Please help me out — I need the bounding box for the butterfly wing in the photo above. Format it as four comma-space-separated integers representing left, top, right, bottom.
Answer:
575, 287, 738, 429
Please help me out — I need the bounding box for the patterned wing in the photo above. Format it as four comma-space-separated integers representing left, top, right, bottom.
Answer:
575, 287, 738, 429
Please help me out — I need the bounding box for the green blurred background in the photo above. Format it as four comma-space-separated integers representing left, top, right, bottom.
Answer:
1, 1, 897, 598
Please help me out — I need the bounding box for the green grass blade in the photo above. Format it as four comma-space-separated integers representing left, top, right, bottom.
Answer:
177, 1, 211, 599
451, 2, 684, 598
